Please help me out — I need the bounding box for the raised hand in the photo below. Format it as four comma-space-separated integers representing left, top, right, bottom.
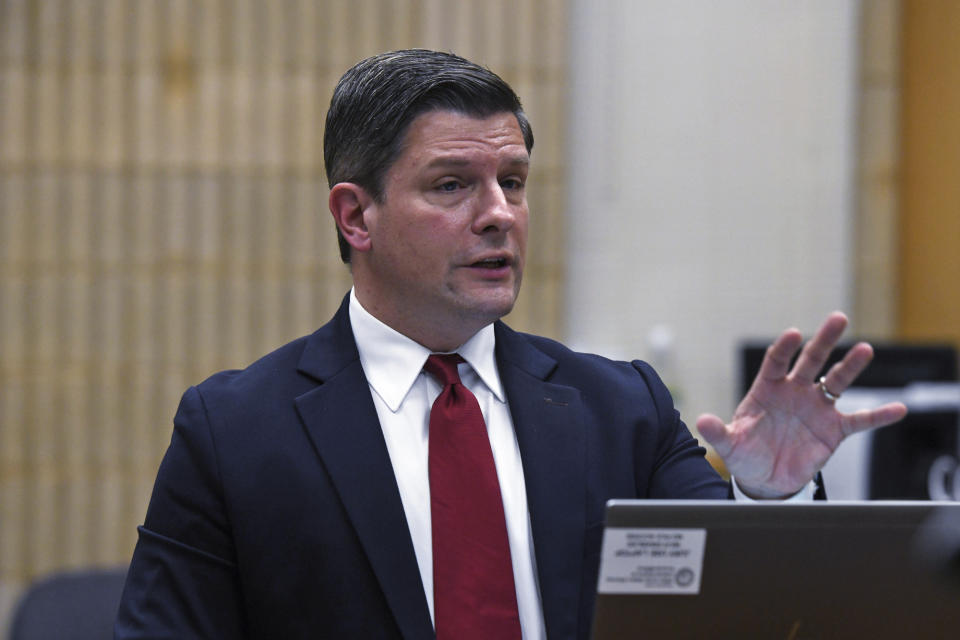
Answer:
696, 312, 908, 499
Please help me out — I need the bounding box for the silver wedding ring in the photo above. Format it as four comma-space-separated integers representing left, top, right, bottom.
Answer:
818, 376, 840, 403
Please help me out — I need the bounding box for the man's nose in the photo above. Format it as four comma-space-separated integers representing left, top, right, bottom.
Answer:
472, 183, 517, 234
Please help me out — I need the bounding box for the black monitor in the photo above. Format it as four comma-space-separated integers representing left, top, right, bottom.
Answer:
738, 342, 957, 393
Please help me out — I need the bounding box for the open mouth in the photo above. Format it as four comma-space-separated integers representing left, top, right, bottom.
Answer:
472, 258, 508, 269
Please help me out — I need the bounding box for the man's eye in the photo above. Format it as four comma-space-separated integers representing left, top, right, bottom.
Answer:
437, 181, 461, 192
501, 178, 525, 190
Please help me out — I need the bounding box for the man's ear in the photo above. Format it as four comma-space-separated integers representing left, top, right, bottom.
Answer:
329, 183, 374, 254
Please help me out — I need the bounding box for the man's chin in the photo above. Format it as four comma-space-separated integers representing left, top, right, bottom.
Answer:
458, 292, 518, 325
445, 276, 521, 319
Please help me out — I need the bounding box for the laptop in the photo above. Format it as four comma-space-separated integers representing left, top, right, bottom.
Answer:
592, 501, 960, 639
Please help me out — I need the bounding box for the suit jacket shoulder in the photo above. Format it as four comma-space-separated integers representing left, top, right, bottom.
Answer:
493, 322, 728, 503
118, 296, 433, 639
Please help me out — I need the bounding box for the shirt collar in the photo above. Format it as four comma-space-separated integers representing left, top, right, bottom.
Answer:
348, 288, 505, 411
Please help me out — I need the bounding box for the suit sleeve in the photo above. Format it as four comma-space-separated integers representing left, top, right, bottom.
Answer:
631, 360, 732, 499
115, 385, 248, 639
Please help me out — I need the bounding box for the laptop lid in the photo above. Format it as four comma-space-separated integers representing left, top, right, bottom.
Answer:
592, 500, 960, 639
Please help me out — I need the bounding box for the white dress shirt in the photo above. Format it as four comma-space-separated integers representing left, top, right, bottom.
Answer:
349, 290, 547, 640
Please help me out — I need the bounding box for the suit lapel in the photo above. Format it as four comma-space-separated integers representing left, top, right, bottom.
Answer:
495, 323, 587, 640
294, 298, 434, 640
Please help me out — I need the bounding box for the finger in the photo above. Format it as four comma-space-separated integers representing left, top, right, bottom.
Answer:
696, 413, 733, 458
820, 342, 874, 396
755, 329, 804, 383
790, 311, 848, 384
840, 402, 908, 437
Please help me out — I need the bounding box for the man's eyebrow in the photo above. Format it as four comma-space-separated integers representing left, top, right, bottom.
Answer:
424, 155, 530, 169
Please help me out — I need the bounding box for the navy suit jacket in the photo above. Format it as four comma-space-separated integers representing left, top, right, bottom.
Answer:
115, 296, 730, 639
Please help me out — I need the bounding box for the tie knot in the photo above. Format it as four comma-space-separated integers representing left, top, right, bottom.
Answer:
424, 353, 465, 387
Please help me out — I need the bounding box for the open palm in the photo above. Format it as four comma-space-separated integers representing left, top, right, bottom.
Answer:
697, 312, 908, 499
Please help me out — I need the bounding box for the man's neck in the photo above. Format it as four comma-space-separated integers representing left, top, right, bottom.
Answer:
350, 288, 489, 353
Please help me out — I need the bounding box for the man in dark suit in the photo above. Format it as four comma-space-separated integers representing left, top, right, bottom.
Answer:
115, 50, 906, 639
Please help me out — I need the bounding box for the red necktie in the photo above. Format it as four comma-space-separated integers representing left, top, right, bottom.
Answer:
424, 354, 522, 640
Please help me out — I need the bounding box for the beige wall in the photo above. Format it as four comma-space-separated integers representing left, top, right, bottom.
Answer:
566, 0, 862, 424
0, 0, 568, 619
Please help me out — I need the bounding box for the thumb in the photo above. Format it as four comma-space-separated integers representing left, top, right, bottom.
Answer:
696, 413, 733, 458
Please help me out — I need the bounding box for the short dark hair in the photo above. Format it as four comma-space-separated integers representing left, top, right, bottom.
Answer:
324, 49, 534, 263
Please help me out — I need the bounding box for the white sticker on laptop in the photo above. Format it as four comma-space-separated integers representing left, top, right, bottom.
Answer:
597, 528, 707, 594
